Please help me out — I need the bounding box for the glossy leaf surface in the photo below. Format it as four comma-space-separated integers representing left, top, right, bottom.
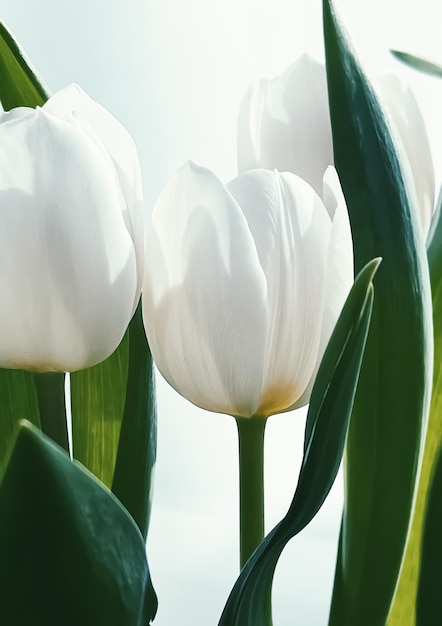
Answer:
71, 334, 129, 488
324, 2, 433, 625
218, 259, 377, 626
0, 21, 49, 109
390, 189, 442, 624
112, 303, 157, 539
0, 421, 157, 626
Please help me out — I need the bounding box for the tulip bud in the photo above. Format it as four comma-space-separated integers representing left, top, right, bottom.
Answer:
238, 54, 435, 238
142, 161, 353, 418
0, 85, 143, 372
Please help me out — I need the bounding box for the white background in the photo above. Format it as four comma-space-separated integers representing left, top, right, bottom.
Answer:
2, 0, 442, 624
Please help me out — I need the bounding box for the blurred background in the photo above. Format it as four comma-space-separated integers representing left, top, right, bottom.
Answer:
1, 0, 442, 623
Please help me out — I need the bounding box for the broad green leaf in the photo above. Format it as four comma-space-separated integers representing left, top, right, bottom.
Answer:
416, 442, 442, 625
218, 259, 377, 626
71, 332, 129, 489
391, 50, 442, 78
112, 302, 157, 539
0, 369, 40, 475
0, 21, 49, 109
390, 188, 442, 624
0, 421, 157, 625
324, 2, 433, 625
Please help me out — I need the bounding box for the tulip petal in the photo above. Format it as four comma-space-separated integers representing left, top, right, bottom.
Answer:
374, 73, 435, 238
143, 161, 269, 417
237, 54, 334, 197
43, 84, 144, 307
292, 167, 354, 409
227, 170, 332, 415
0, 108, 137, 371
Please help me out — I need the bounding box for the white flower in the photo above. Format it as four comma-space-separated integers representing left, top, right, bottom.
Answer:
238, 54, 435, 238
373, 73, 435, 238
142, 161, 353, 418
0, 84, 143, 372
237, 54, 333, 198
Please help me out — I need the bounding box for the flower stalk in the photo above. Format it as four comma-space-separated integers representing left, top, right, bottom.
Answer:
34, 372, 69, 454
235, 415, 267, 569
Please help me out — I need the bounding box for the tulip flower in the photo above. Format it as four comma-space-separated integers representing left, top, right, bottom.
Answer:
238, 54, 435, 237
0, 84, 143, 372
238, 54, 333, 199
142, 161, 353, 419
373, 73, 435, 237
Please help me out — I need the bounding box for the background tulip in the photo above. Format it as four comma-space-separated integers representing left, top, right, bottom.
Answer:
373, 73, 435, 238
238, 54, 435, 238
0, 84, 143, 372
237, 54, 333, 198
143, 161, 353, 419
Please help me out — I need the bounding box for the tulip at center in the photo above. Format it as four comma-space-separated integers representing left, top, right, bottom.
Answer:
143, 161, 353, 419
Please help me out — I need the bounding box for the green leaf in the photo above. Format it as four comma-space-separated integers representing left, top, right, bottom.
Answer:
391, 50, 442, 78
0, 21, 49, 109
218, 259, 377, 626
0, 420, 157, 625
323, 2, 433, 625
112, 302, 157, 539
71, 332, 129, 489
390, 187, 442, 625
416, 442, 442, 625
0, 369, 40, 475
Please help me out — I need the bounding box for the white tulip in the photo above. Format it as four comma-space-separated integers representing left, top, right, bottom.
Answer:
0, 85, 143, 372
373, 73, 435, 238
142, 161, 353, 418
238, 54, 333, 199
238, 54, 435, 238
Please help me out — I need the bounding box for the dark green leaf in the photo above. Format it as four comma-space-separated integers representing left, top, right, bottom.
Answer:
391, 50, 442, 78
0, 420, 157, 625
71, 332, 129, 489
0, 369, 40, 475
323, 2, 433, 625
218, 259, 377, 626
391, 187, 442, 623
0, 21, 49, 109
112, 302, 157, 539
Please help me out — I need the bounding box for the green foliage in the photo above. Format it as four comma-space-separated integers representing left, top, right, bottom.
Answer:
323, 2, 433, 625
392, 188, 442, 625
0, 370, 40, 476
391, 50, 442, 78
417, 443, 442, 625
0, 421, 157, 626
72, 303, 157, 540
71, 334, 129, 488
112, 303, 157, 539
0, 21, 49, 109
218, 259, 377, 626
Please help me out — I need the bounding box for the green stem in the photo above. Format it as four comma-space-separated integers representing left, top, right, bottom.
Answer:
34, 372, 69, 454
235, 415, 267, 569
